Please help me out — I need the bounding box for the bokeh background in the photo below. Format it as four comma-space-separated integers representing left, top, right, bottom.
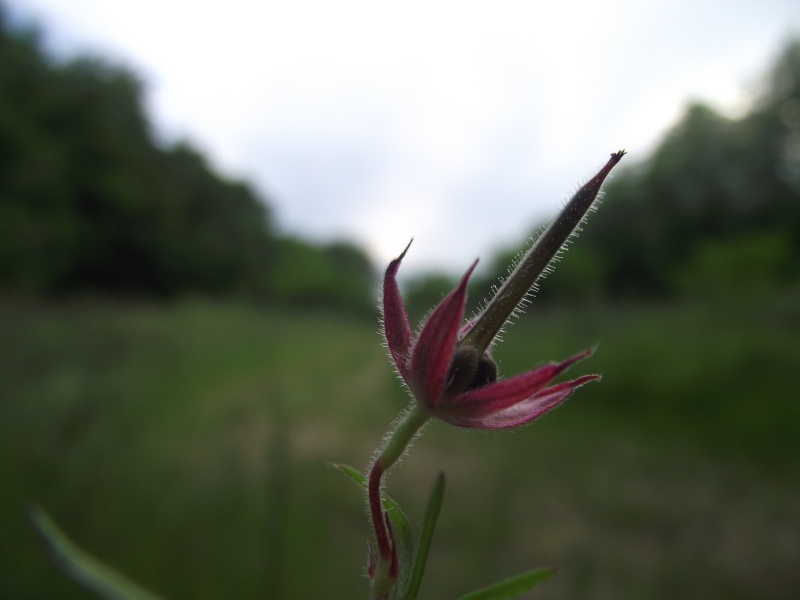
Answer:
2, 1, 799, 598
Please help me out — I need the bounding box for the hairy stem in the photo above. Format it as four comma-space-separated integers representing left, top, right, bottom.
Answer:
368, 405, 429, 596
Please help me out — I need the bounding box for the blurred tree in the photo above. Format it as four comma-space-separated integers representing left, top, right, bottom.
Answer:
323, 241, 376, 312
673, 230, 798, 298
270, 237, 376, 314
147, 143, 274, 297
0, 6, 376, 311
0, 8, 274, 297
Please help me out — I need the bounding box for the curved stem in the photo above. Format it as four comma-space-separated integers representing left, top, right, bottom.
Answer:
368, 461, 389, 559
368, 404, 429, 594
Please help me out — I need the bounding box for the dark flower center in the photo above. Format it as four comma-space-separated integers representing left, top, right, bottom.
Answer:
445, 346, 498, 395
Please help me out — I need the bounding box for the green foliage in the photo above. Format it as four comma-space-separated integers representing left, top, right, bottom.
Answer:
0, 9, 273, 297
673, 230, 798, 297
0, 300, 386, 599
2, 297, 798, 599
270, 238, 376, 314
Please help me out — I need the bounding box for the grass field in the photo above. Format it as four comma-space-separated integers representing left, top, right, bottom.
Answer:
1, 294, 799, 599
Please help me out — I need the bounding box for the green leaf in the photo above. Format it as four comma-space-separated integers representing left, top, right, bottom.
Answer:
455, 567, 556, 600
401, 471, 445, 600
29, 505, 163, 600
330, 462, 367, 487
330, 463, 415, 589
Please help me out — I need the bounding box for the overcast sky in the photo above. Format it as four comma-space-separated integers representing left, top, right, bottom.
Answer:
10, 0, 800, 274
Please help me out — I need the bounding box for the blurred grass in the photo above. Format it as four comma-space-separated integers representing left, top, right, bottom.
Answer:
1, 295, 798, 599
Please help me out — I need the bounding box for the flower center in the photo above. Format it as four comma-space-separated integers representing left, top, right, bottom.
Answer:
445, 346, 498, 396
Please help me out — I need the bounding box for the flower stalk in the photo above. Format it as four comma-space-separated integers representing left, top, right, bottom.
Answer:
368, 405, 429, 570
364, 150, 625, 597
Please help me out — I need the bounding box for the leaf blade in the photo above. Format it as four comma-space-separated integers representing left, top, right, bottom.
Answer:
330, 462, 367, 487
401, 471, 445, 600
30, 505, 163, 600
455, 567, 556, 600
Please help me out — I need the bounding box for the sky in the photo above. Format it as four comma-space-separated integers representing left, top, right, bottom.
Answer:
10, 0, 800, 275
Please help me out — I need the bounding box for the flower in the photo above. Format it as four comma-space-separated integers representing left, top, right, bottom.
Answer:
382, 242, 598, 429
367, 151, 626, 596
382, 150, 626, 428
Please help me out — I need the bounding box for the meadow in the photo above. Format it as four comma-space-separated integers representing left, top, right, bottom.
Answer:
1, 294, 799, 599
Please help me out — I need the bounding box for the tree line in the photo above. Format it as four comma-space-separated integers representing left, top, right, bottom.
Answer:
0, 5, 374, 313
3, 2, 799, 315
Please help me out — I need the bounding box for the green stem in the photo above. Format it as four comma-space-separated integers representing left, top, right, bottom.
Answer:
380, 404, 430, 472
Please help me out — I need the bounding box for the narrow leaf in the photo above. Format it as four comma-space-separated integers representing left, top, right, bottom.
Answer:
330, 462, 367, 487
401, 471, 445, 600
330, 463, 411, 519
455, 567, 556, 600
30, 506, 162, 600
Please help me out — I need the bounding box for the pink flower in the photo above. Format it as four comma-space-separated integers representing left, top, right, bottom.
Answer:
381, 151, 626, 428
367, 151, 625, 594
382, 243, 598, 429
